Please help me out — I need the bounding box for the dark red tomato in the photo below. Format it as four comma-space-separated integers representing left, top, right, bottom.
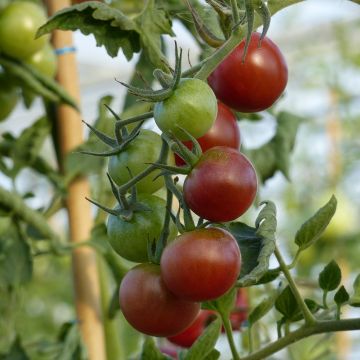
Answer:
184, 147, 257, 222
119, 264, 200, 337
167, 310, 214, 348
208, 32, 288, 113
161, 227, 241, 302
175, 102, 241, 166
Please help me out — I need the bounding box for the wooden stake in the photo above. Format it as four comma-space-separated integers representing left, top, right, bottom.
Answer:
45, 1, 106, 359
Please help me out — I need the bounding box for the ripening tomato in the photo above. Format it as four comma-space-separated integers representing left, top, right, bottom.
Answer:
208, 32, 288, 113
167, 310, 214, 348
183, 147, 257, 222
107, 194, 177, 263
25, 44, 57, 78
0, 1, 49, 60
175, 102, 240, 166
154, 78, 218, 141
119, 263, 200, 337
161, 227, 241, 302
108, 129, 174, 194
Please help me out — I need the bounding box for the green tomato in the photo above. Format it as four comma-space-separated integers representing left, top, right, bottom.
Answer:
0, 1, 49, 60
107, 194, 177, 263
0, 73, 18, 121
25, 43, 57, 78
154, 78, 218, 141
108, 129, 173, 194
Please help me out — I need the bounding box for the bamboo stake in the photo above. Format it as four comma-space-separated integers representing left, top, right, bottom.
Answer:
45, 1, 106, 359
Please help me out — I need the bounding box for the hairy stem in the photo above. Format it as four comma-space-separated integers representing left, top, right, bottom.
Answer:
275, 245, 316, 325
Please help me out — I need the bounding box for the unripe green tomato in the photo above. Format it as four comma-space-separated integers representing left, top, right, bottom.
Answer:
0, 1, 49, 60
108, 129, 174, 194
107, 194, 178, 263
25, 44, 57, 78
0, 74, 18, 121
154, 78, 218, 141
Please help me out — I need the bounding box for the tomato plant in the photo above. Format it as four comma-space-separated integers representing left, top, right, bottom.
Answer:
119, 263, 200, 337
108, 129, 173, 194
208, 32, 288, 113
184, 146, 257, 222
25, 44, 57, 78
161, 227, 241, 302
107, 194, 177, 263
167, 310, 214, 348
154, 78, 218, 141
0, 1, 49, 60
175, 101, 240, 166
0, 73, 18, 122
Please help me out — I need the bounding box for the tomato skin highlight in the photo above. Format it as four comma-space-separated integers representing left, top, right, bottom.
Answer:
107, 194, 177, 263
184, 147, 257, 222
175, 102, 240, 166
154, 78, 218, 141
25, 44, 57, 78
0, 1, 49, 60
161, 227, 241, 302
119, 263, 200, 337
208, 32, 288, 113
167, 310, 214, 348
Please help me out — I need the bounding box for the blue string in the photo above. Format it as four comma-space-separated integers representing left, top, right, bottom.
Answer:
55, 46, 76, 55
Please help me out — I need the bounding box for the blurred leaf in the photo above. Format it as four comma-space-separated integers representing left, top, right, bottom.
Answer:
229, 201, 277, 287
350, 274, 360, 307
184, 317, 221, 360
203, 287, 236, 315
295, 196, 337, 251
248, 295, 275, 326
246, 111, 302, 182
275, 285, 299, 320
56, 322, 87, 360
0, 337, 30, 360
0, 224, 33, 288
334, 286, 349, 307
140, 338, 171, 360
255, 268, 281, 285
318, 260, 341, 292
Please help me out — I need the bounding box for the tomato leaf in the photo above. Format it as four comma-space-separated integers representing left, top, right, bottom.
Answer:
246, 111, 302, 183
184, 317, 221, 360
318, 260, 342, 292
295, 195, 337, 251
229, 201, 277, 287
37, 1, 173, 69
275, 285, 299, 320
334, 285, 349, 307
248, 295, 276, 326
56, 322, 87, 360
0, 337, 30, 360
203, 287, 237, 315
140, 337, 171, 360
350, 274, 360, 307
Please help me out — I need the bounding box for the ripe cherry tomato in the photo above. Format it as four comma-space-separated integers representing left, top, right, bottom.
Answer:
175, 102, 240, 166
0, 1, 49, 60
119, 263, 200, 337
108, 129, 173, 194
26, 44, 57, 78
184, 147, 257, 222
161, 227, 241, 302
167, 310, 214, 348
208, 32, 288, 113
107, 194, 177, 263
154, 78, 217, 141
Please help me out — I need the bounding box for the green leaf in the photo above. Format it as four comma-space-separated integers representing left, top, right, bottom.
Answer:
334, 285, 349, 307
290, 299, 322, 322
245, 111, 302, 182
275, 285, 299, 320
295, 196, 337, 251
56, 322, 87, 360
0, 224, 33, 288
0, 337, 30, 360
318, 260, 341, 292
203, 287, 236, 315
184, 317, 221, 360
255, 269, 281, 285
350, 274, 360, 307
248, 295, 275, 326
140, 337, 171, 360
229, 201, 277, 287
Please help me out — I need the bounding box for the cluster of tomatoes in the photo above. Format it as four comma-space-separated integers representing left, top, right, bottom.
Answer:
104, 32, 287, 348
0, 1, 57, 121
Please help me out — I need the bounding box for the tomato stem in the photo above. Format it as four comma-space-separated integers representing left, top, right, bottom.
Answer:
220, 310, 241, 360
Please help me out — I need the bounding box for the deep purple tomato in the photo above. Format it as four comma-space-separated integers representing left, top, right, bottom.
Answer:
208, 32, 288, 113
183, 146, 257, 222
